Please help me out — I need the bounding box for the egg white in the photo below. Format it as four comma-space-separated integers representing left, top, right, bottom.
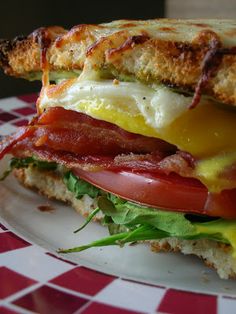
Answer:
39, 79, 192, 131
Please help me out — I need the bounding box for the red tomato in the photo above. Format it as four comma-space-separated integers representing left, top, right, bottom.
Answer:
73, 168, 236, 219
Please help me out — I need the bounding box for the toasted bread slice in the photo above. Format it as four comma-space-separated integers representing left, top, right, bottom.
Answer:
14, 166, 236, 279
1, 19, 236, 105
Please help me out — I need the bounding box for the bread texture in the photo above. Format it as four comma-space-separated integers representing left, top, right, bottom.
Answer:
15, 166, 236, 279
1, 19, 236, 105
151, 238, 236, 279
14, 166, 103, 220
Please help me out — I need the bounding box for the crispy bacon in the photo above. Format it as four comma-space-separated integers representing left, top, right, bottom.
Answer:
0, 126, 34, 159
189, 38, 236, 110
12, 139, 112, 171
0, 106, 194, 177
34, 107, 175, 156
158, 151, 195, 178
1, 106, 175, 158
11, 138, 195, 176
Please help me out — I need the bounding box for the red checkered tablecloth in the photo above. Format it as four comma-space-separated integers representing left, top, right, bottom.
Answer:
0, 94, 235, 314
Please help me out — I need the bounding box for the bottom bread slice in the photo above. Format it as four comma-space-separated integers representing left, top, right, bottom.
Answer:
14, 166, 236, 279
14, 167, 102, 220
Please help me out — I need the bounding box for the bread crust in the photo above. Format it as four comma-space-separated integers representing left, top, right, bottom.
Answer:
14, 166, 236, 279
1, 19, 236, 105
151, 238, 236, 279
14, 167, 102, 220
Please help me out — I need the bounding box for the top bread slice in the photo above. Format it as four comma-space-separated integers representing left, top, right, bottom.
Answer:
1, 19, 236, 105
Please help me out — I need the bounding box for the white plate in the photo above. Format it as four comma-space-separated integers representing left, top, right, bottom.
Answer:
1, 157, 236, 296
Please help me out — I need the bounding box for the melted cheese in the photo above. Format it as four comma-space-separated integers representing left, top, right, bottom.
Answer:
39, 79, 236, 192
195, 221, 236, 258
196, 153, 236, 192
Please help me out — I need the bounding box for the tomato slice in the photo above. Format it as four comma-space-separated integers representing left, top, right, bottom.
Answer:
73, 168, 236, 219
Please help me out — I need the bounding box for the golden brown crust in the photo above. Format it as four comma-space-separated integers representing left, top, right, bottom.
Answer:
1, 19, 236, 105
0, 26, 66, 77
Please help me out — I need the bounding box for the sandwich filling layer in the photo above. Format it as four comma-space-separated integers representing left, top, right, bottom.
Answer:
39, 78, 236, 193
1, 101, 236, 219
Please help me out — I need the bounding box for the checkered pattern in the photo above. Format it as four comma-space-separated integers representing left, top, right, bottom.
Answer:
0, 94, 37, 136
0, 94, 234, 314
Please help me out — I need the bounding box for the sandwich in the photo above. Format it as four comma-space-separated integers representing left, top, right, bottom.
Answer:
1, 19, 236, 279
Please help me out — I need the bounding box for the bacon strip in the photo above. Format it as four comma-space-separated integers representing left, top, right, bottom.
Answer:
11, 138, 195, 176
0, 106, 194, 177
34, 107, 175, 156
0, 107, 175, 161
189, 41, 236, 109
189, 37, 221, 109
0, 126, 34, 159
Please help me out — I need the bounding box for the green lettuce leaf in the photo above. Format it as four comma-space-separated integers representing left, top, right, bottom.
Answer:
0, 157, 57, 180
74, 207, 100, 233
59, 225, 168, 253
63, 171, 101, 199
98, 196, 196, 236
60, 172, 235, 253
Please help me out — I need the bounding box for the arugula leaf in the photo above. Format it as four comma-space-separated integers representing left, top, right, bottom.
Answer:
98, 196, 196, 237
107, 223, 130, 235
63, 172, 101, 199
60, 174, 233, 253
59, 225, 168, 253
0, 157, 57, 180
74, 207, 100, 233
